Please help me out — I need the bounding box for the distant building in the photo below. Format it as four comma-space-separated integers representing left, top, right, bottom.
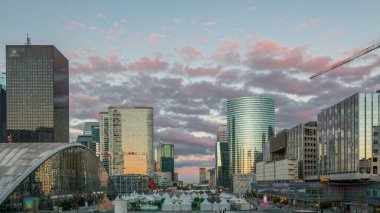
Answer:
207, 168, 216, 187
155, 143, 174, 180
76, 122, 100, 156
227, 97, 275, 175
288, 121, 317, 179
174, 172, 179, 182
0, 83, 5, 143
199, 168, 207, 184
318, 92, 380, 180
6, 44, 69, 143
215, 124, 230, 187
99, 112, 110, 172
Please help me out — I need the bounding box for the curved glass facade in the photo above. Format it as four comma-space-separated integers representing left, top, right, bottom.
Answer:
227, 97, 275, 175
0, 145, 116, 212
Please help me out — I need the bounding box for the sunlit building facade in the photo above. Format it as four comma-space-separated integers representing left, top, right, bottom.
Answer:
0, 143, 116, 212
6, 45, 69, 143
215, 124, 230, 187
318, 92, 380, 179
108, 106, 154, 177
227, 96, 275, 175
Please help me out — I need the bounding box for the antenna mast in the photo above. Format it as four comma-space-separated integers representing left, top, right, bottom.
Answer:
26, 34, 31, 45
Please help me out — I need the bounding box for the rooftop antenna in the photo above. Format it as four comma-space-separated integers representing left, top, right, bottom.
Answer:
26, 34, 31, 45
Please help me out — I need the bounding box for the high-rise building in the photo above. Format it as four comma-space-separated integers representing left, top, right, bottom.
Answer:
227, 97, 275, 175
0, 81, 6, 143
99, 112, 110, 172
76, 121, 100, 156
155, 143, 175, 180
318, 92, 380, 179
6, 45, 69, 143
215, 124, 230, 187
373, 125, 379, 175
287, 121, 317, 178
199, 167, 207, 184
107, 106, 154, 177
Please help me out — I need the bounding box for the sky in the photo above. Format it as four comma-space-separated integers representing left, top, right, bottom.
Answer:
1, 1, 380, 183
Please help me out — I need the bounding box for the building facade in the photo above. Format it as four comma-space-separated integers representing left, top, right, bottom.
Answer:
107, 106, 154, 177
154, 143, 174, 180
215, 124, 230, 187
318, 92, 380, 179
0, 83, 5, 143
199, 168, 207, 184
227, 96, 275, 175
287, 121, 318, 179
372, 125, 379, 176
76, 122, 100, 156
6, 45, 69, 143
269, 129, 288, 162
99, 112, 110, 172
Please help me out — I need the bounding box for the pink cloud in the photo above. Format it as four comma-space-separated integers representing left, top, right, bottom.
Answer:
128, 57, 169, 71
213, 37, 241, 64
146, 33, 165, 45
70, 54, 126, 73
65, 20, 86, 30
176, 46, 203, 61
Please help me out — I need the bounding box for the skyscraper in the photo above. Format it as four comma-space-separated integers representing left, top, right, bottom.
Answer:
107, 106, 154, 176
6, 45, 69, 143
215, 124, 230, 187
76, 121, 100, 156
227, 96, 275, 175
199, 167, 207, 184
155, 143, 175, 180
99, 112, 110, 172
318, 92, 380, 179
0, 78, 6, 143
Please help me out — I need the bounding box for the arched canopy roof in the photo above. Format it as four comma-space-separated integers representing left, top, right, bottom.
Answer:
0, 143, 91, 204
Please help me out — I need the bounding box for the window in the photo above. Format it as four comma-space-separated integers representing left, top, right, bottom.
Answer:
373, 166, 378, 175
374, 158, 378, 162
374, 149, 379, 154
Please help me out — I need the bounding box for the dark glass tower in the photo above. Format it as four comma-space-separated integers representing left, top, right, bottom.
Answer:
155, 143, 175, 180
6, 45, 69, 143
0, 83, 6, 143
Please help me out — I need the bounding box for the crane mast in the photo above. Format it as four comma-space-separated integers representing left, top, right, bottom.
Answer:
310, 41, 380, 79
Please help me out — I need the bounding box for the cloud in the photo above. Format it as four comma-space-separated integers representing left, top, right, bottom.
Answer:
128, 57, 169, 72
202, 19, 218, 27
172, 17, 182, 24
70, 54, 126, 74
65, 20, 86, 30
146, 33, 165, 45
96, 12, 107, 19
295, 17, 326, 31
176, 46, 203, 61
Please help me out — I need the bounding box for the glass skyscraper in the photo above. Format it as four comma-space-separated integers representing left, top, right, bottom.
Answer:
215, 124, 230, 187
6, 45, 69, 143
107, 106, 154, 177
318, 92, 380, 177
227, 96, 275, 175
154, 143, 175, 180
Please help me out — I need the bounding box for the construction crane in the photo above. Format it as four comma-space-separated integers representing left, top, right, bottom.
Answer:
310, 41, 380, 79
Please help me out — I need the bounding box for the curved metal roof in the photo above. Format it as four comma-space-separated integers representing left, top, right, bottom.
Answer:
0, 143, 85, 204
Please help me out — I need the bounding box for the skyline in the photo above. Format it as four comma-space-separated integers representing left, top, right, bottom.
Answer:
1, 1, 380, 182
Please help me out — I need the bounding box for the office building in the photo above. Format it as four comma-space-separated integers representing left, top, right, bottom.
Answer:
373, 126, 379, 176
207, 168, 216, 187
6, 45, 69, 143
153, 172, 173, 188
154, 143, 174, 180
99, 112, 110, 172
0, 82, 5, 143
227, 96, 275, 175
76, 121, 100, 156
215, 124, 230, 187
199, 168, 207, 184
318, 92, 380, 180
269, 129, 288, 161
107, 106, 154, 177
287, 121, 318, 179
111, 175, 149, 194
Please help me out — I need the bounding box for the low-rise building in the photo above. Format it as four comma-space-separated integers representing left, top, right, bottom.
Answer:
256, 159, 298, 182
154, 171, 172, 188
